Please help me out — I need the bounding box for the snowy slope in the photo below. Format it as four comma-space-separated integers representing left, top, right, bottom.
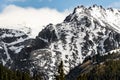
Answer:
0, 28, 30, 69
0, 24, 32, 36
29, 5, 120, 80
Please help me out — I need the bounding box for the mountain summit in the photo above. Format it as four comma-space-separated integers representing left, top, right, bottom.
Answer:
30, 5, 120, 79
0, 5, 120, 80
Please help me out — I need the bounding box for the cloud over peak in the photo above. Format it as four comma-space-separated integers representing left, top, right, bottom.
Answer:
0, 5, 70, 38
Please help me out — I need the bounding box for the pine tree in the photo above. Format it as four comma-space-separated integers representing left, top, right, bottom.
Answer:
0, 64, 33, 80
55, 61, 65, 80
33, 72, 42, 80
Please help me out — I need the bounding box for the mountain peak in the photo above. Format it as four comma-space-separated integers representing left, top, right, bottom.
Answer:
65, 5, 120, 33
72, 4, 119, 15
73, 5, 104, 14
73, 5, 86, 14
1, 5, 120, 80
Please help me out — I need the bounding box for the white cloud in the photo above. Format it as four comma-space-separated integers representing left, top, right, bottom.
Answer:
108, 1, 120, 8
0, 5, 70, 38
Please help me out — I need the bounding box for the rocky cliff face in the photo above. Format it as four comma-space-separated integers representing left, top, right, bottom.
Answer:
0, 5, 120, 80
0, 28, 30, 70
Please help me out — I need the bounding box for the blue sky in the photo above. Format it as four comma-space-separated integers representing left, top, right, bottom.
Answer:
0, 0, 120, 12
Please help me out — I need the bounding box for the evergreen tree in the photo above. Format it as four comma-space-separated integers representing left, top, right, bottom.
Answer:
33, 72, 42, 80
55, 61, 65, 80
0, 64, 33, 80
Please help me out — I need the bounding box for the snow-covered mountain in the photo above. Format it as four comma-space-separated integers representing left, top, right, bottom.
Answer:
0, 28, 30, 69
0, 5, 120, 80
31, 5, 120, 79
0, 24, 32, 36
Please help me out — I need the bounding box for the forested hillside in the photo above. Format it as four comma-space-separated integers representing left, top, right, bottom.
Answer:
0, 64, 42, 80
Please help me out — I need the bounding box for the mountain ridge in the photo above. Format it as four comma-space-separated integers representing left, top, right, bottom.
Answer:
0, 5, 120, 80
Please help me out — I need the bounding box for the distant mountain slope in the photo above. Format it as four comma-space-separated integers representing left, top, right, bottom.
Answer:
0, 28, 31, 70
